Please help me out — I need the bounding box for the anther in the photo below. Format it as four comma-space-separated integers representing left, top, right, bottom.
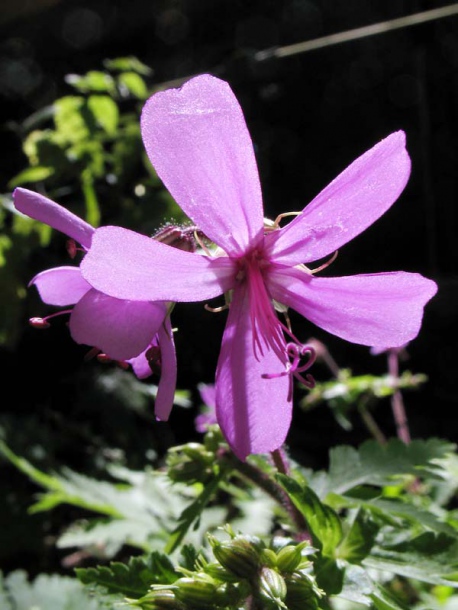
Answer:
205, 303, 229, 313
29, 309, 73, 329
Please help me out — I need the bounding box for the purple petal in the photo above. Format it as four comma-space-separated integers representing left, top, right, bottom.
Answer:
141, 74, 264, 256
154, 318, 177, 421
129, 348, 154, 379
81, 226, 235, 302
69, 289, 167, 360
30, 266, 90, 306
13, 188, 94, 249
216, 283, 291, 460
264, 131, 411, 265
268, 266, 437, 348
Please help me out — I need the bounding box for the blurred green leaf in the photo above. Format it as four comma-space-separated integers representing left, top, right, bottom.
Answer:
365, 532, 458, 587
0, 570, 106, 610
104, 56, 153, 75
76, 552, 177, 598
65, 70, 116, 94
8, 166, 55, 188
118, 72, 148, 99
88, 95, 119, 135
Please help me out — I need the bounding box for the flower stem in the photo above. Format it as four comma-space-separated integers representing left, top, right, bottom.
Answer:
388, 349, 411, 443
220, 449, 308, 534
271, 448, 291, 475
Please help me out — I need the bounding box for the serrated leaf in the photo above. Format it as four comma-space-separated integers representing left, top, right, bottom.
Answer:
308, 439, 456, 499
165, 470, 226, 554
76, 552, 177, 598
277, 474, 342, 556
0, 570, 106, 610
364, 531, 458, 586
337, 508, 380, 563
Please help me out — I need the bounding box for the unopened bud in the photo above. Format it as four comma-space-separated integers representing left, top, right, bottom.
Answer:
135, 589, 185, 609
257, 567, 287, 607
285, 571, 322, 609
209, 535, 260, 578
204, 562, 240, 583
174, 576, 218, 608
276, 543, 309, 573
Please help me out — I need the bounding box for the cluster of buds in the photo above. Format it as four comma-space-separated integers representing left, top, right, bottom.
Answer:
132, 527, 324, 609
166, 426, 225, 485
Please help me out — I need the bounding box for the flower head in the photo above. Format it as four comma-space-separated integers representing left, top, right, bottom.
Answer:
81, 74, 437, 459
13, 187, 177, 420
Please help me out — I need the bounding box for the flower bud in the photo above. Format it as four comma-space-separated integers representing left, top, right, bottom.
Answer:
174, 576, 218, 608
204, 562, 240, 583
257, 567, 287, 607
285, 571, 322, 610
209, 535, 260, 578
135, 589, 185, 609
276, 542, 311, 573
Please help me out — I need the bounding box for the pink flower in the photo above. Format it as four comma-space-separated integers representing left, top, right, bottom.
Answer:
81, 74, 437, 459
13, 187, 177, 420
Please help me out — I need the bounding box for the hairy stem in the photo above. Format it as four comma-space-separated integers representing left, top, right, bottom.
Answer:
220, 449, 309, 534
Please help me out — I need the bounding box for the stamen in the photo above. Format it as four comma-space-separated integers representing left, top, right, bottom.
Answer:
29, 309, 73, 329
96, 353, 130, 370
205, 303, 229, 313
310, 250, 338, 274
264, 211, 302, 232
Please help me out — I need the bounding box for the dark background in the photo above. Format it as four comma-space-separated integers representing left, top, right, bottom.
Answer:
1, 0, 457, 576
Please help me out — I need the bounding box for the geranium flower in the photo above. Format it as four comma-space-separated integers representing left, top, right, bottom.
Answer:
13, 187, 176, 420
81, 74, 437, 459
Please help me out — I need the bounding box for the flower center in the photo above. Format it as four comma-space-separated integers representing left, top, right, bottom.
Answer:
235, 248, 286, 362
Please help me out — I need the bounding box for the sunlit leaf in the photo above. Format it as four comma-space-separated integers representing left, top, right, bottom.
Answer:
8, 166, 54, 188
88, 95, 119, 135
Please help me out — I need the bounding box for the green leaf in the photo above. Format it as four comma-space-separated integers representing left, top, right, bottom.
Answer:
364, 532, 458, 586
336, 564, 373, 606
337, 508, 380, 563
8, 166, 54, 188
370, 583, 411, 610
0, 570, 106, 610
65, 70, 116, 94
104, 56, 153, 75
277, 474, 342, 556
76, 552, 177, 598
118, 72, 148, 99
308, 439, 456, 499
0, 440, 63, 492
88, 95, 119, 135
165, 470, 227, 554
54, 96, 93, 144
